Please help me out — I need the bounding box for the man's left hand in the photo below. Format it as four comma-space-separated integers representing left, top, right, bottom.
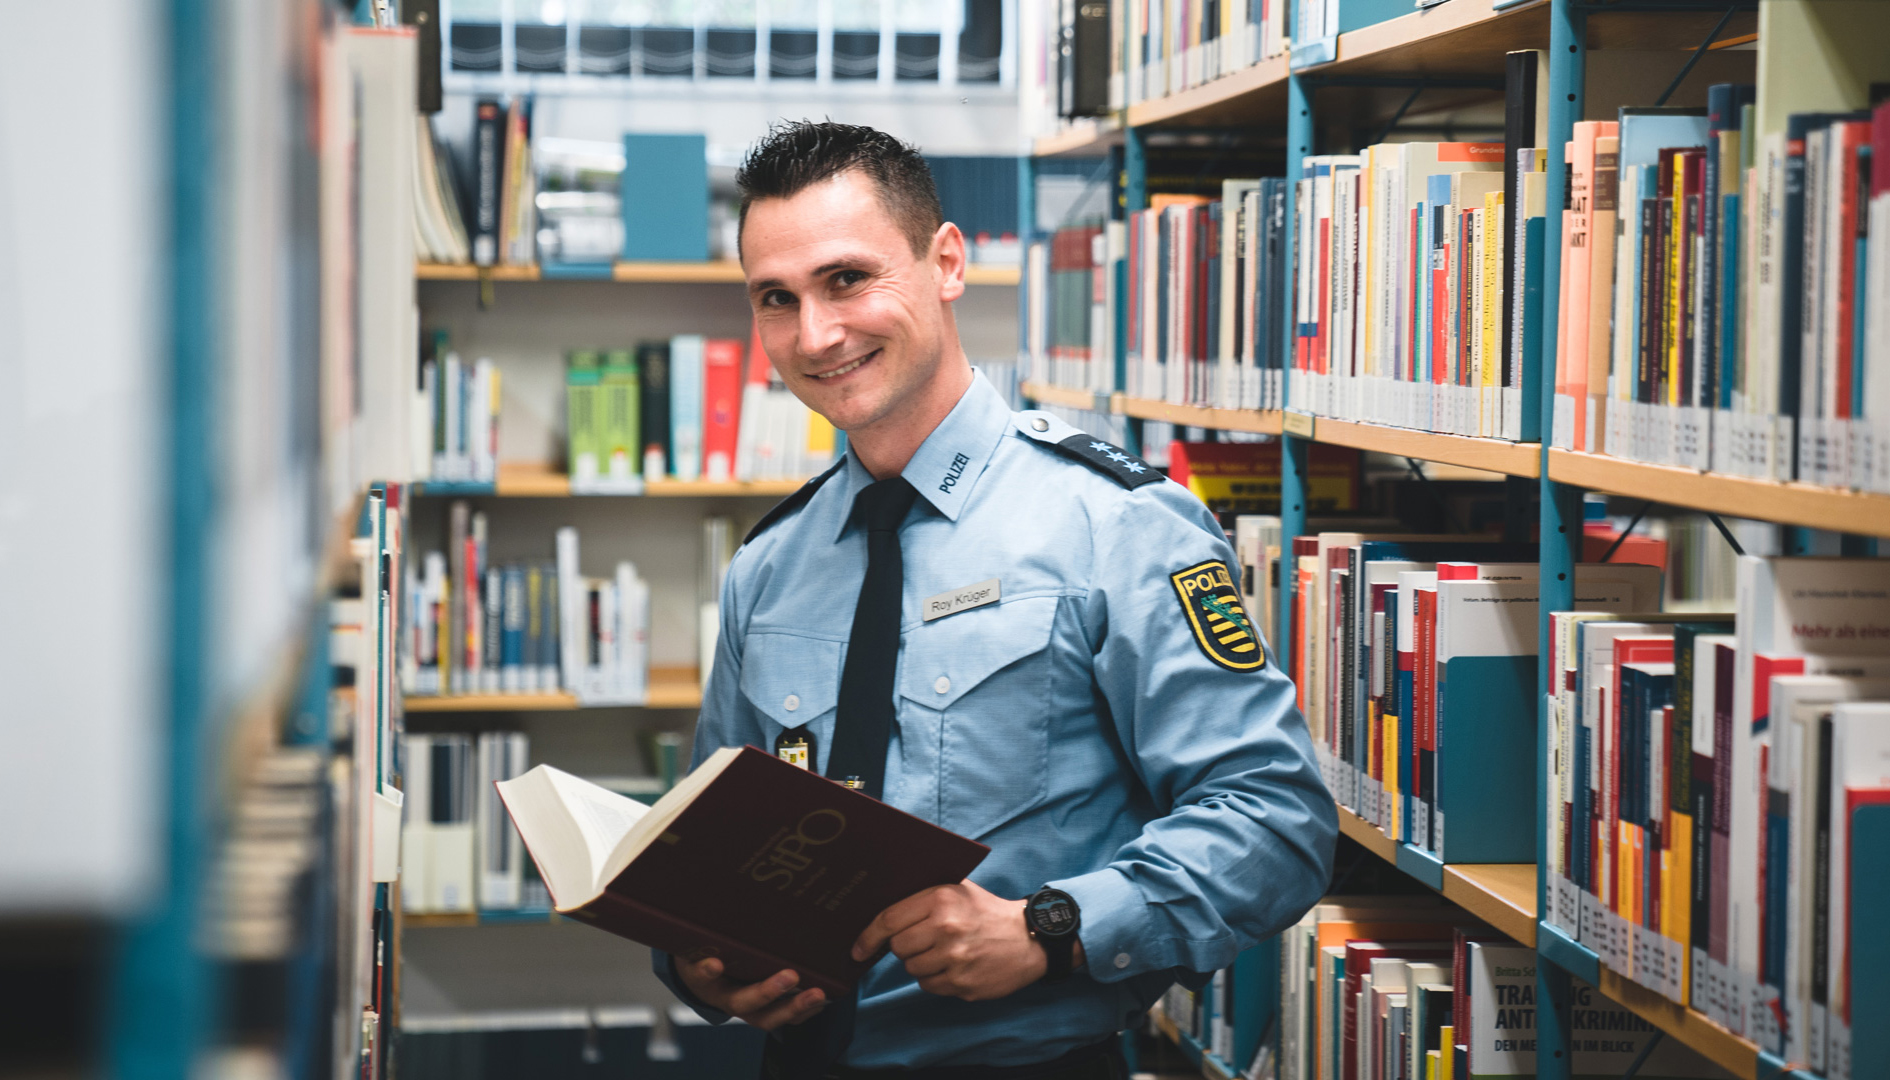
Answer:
849, 881, 1085, 1002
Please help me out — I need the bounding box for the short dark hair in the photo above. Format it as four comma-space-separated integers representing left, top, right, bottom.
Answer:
735, 120, 943, 259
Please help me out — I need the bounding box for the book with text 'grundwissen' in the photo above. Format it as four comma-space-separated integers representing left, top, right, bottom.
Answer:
497, 746, 989, 997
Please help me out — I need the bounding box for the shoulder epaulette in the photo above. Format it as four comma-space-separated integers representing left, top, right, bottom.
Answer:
1047, 433, 1165, 489
741, 456, 848, 546
1013, 411, 1164, 490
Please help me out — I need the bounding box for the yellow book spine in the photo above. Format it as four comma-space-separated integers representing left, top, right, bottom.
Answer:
1483, 191, 1504, 436
1439, 1027, 1454, 1080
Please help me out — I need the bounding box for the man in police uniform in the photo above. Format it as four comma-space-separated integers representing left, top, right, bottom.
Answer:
654, 121, 1336, 1079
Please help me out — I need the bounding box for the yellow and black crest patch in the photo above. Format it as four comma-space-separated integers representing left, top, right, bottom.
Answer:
1169, 560, 1264, 672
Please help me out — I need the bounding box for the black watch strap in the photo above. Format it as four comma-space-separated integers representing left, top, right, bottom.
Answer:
1025, 888, 1080, 984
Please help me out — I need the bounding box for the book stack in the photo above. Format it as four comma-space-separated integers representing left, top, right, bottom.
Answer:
555, 525, 650, 706
401, 731, 547, 915
411, 96, 537, 268
1552, 94, 1890, 494
401, 501, 567, 698
1023, 217, 1111, 395
1285, 533, 1664, 862
1289, 134, 1546, 440
1542, 555, 1890, 1077
1120, 0, 1289, 110
1159, 970, 1239, 1069
564, 330, 838, 492
419, 332, 499, 485
412, 114, 471, 265
1022, 177, 1294, 412
1280, 902, 1728, 1080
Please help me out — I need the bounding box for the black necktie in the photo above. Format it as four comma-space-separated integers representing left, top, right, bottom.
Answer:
825, 476, 918, 798
765, 476, 917, 1080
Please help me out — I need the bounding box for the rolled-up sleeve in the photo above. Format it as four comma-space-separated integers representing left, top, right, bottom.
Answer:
1051, 487, 1336, 983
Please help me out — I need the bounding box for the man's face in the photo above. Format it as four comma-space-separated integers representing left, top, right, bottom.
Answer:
741, 170, 963, 433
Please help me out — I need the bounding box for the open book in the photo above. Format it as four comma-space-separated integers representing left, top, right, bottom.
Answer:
496, 745, 989, 996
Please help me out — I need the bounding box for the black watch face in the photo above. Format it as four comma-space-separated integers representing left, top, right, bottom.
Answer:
1029, 890, 1078, 937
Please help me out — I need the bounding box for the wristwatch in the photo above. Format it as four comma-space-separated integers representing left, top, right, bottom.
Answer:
1024, 887, 1081, 984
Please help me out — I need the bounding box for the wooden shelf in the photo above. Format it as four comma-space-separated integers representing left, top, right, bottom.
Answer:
644, 478, 806, 498
415, 262, 542, 280
1547, 449, 1890, 537
1127, 54, 1290, 129
404, 692, 580, 712
1441, 863, 1536, 948
415, 462, 807, 499
1032, 118, 1124, 158
1020, 380, 1113, 413
1595, 966, 1758, 1080
1335, 805, 1398, 863
612, 260, 745, 283
1311, 418, 1539, 478
417, 261, 1018, 287
1115, 395, 1285, 435
404, 667, 702, 712
1337, 808, 1537, 946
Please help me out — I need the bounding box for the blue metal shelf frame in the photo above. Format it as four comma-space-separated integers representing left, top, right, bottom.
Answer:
1277, 74, 1314, 665
109, 0, 221, 1075
1532, 2, 1586, 1075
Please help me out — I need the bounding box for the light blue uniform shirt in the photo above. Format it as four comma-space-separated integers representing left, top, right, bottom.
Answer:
657, 371, 1335, 1067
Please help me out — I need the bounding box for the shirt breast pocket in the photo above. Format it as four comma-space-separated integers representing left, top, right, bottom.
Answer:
897, 594, 1060, 841
738, 632, 844, 770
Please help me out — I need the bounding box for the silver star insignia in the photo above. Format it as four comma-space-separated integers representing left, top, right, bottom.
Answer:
1089, 440, 1112, 453
1105, 450, 1130, 464
1122, 461, 1147, 474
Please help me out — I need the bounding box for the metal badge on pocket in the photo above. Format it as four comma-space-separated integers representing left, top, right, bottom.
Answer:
774, 727, 816, 770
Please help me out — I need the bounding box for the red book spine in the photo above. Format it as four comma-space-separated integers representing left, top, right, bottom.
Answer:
1835, 122, 1865, 420
701, 338, 744, 481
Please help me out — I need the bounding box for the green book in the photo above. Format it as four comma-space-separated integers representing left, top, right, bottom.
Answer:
566, 350, 601, 484
600, 348, 641, 486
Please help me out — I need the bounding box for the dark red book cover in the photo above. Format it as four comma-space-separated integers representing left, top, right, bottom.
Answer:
557, 747, 988, 998
1342, 941, 1451, 1080
700, 337, 744, 482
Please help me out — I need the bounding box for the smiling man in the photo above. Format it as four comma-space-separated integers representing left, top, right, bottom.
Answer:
654, 121, 1336, 1080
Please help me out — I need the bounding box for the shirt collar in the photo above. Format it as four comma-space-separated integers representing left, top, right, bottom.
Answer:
830, 369, 1014, 542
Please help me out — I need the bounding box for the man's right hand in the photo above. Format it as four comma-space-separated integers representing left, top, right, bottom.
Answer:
675, 956, 828, 1031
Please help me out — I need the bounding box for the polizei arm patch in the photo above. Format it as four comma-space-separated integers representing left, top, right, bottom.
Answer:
1169, 560, 1265, 671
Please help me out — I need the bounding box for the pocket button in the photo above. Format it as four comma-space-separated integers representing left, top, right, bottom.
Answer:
934, 676, 951, 695
783, 694, 800, 712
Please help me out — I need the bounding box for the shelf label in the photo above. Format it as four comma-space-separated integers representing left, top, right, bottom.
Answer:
1289, 36, 1337, 70
1283, 411, 1316, 439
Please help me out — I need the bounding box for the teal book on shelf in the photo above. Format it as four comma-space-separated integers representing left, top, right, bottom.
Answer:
621, 133, 709, 261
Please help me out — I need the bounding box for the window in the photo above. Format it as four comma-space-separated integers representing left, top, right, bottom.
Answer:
442, 0, 1012, 91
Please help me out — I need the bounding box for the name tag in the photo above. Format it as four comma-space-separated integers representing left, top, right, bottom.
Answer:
922, 578, 1000, 622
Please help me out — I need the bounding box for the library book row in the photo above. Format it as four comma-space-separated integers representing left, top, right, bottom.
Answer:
1022, 77, 1890, 497
1268, 517, 1890, 1079
419, 327, 837, 493
395, 502, 737, 705
414, 97, 1025, 274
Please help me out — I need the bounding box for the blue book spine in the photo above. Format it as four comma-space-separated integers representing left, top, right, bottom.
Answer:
1520, 214, 1546, 442
1720, 188, 1743, 410
500, 566, 525, 680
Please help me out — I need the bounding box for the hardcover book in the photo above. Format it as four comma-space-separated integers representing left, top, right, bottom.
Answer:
497, 746, 989, 997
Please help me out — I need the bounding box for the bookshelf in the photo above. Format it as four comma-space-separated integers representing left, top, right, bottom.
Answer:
1336, 807, 1538, 948
415, 261, 1022, 287
1025, 3, 1886, 1079
1547, 449, 1890, 540
412, 462, 810, 499
404, 666, 703, 712
1151, 1006, 1240, 1080
1032, 117, 1126, 158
